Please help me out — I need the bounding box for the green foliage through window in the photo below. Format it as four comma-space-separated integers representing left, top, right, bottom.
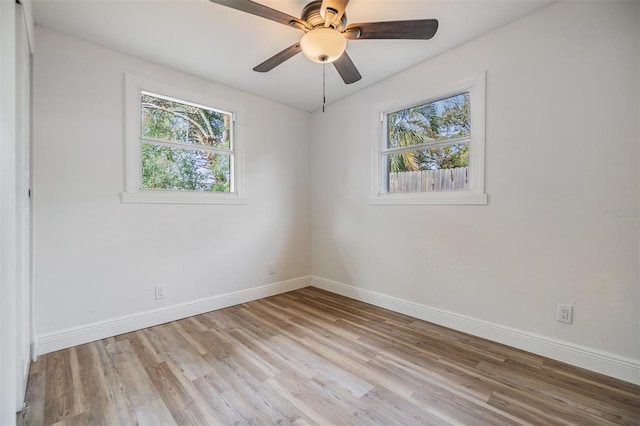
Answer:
386, 93, 470, 173
140, 92, 233, 192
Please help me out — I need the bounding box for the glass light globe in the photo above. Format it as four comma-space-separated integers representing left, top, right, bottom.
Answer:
300, 27, 347, 63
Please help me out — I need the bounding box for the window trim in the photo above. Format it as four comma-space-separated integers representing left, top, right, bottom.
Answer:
370, 71, 487, 205
121, 74, 246, 205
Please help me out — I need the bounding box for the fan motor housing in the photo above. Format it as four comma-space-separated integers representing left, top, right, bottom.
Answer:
301, 0, 347, 30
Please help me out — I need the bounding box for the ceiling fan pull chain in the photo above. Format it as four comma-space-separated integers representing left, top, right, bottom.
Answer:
322, 61, 326, 113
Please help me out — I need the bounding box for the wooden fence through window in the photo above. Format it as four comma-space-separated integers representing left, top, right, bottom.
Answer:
389, 167, 469, 192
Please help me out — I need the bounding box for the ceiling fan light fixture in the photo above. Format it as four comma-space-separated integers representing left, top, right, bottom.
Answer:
300, 27, 347, 63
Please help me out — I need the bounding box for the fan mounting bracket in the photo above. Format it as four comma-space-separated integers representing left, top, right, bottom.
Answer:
343, 27, 360, 39
289, 20, 310, 32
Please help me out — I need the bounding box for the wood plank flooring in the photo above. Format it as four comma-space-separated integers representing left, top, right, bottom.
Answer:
18, 287, 640, 425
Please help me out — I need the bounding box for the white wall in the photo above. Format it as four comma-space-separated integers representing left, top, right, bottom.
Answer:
310, 1, 639, 378
32, 27, 310, 344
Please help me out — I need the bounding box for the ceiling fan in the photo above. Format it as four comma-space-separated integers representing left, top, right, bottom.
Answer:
209, 0, 439, 84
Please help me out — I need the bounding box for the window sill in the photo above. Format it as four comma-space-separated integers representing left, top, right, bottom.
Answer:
370, 191, 487, 205
120, 190, 247, 205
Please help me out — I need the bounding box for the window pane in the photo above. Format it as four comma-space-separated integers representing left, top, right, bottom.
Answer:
141, 93, 231, 150
386, 93, 469, 150
385, 143, 469, 193
387, 143, 469, 172
141, 143, 231, 192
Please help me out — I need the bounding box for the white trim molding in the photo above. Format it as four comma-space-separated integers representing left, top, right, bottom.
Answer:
35, 276, 311, 356
311, 276, 640, 385
33, 274, 640, 385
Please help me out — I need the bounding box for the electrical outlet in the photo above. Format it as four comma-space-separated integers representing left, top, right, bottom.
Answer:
268, 262, 276, 274
556, 303, 573, 324
155, 284, 166, 300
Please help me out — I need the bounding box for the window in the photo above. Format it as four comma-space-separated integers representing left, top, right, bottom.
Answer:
122, 75, 245, 204
371, 72, 487, 205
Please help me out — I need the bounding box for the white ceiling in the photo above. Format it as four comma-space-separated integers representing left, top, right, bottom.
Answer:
32, 0, 554, 111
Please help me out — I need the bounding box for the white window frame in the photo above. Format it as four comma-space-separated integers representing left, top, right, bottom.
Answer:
121, 74, 246, 204
370, 71, 487, 205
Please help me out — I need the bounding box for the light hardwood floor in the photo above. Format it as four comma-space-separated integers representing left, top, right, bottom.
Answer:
18, 287, 640, 425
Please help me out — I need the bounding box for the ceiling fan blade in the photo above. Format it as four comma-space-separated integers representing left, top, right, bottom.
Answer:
209, 0, 308, 28
253, 43, 302, 72
345, 19, 438, 40
333, 52, 361, 84
321, 0, 349, 24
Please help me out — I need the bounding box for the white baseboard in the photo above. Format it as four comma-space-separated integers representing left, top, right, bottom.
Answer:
35, 276, 311, 356
34, 274, 639, 385
311, 276, 640, 385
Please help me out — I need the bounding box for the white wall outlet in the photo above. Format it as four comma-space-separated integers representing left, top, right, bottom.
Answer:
556, 303, 573, 324
155, 284, 166, 300
268, 262, 276, 274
